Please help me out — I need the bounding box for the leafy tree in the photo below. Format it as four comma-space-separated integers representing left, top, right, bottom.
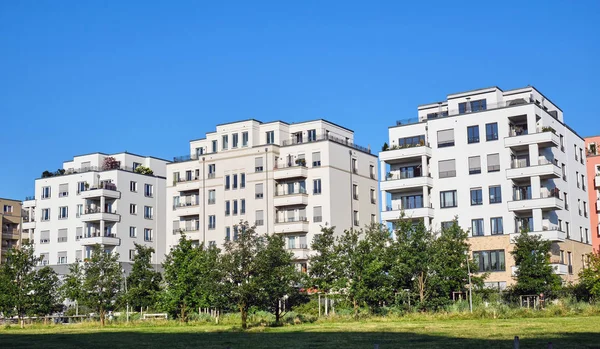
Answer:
30, 267, 61, 323
255, 233, 299, 323
578, 252, 600, 301
510, 230, 562, 298
161, 235, 224, 321
0, 242, 39, 327
309, 226, 340, 293
79, 244, 123, 326
102, 156, 120, 170
221, 221, 265, 329
125, 244, 162, 310
62, 262, 84, 314
134, 165, 154, 175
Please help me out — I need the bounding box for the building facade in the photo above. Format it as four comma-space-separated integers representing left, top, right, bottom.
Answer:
28, 152, 168, 273
166, 119, 379, 271
1, 198, 24, 263
379, 86, 592, 288
584, 135, 600, 252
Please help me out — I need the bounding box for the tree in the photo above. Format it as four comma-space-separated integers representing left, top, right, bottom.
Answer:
134, 165, 154, 175
511, 230, 562, 298
161, 235, 224, 321
125, 244, 162, 311
79, 244, 123, 326
102, 156, 120, 170
255, 233, 299, 323
0, 242, 39, 327
309, 226, 341, 293
221, 222, 265, 329
578, 252, 600, 301
61, 262, 84, 314
30, 267, 61, 323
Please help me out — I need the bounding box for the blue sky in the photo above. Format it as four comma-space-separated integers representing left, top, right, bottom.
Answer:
1, 1, 599, 200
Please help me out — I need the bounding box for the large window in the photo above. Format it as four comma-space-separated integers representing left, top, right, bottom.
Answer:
401, 195, 423, 209
468, 156, 481, 175
59, 206, 68, 219
232, 133, 239, 148
487, 153, 500, 172
472, 219, 484, 236
313, 179, 322, 194
42, 186, 51, 199
459, 99, 487, 114
208, 215, 216, 230
470, 188, 483, 205
491, 217, 504, 235
486, 122, 499, 141
440, 190, 457, 208
255, 183, 264, 199
144, 229, 153, 242
144, 184, 153, 197
222, 135, 229, 150
208, 190, 216, 204
489, 185, 502, 204
242, 132, 249, 147
473, 250, 505, 272
467, 125, 480, 144
398, 135, 425, 147
437, 129, 455, 148
144, 206, 153, 219
308, 129, 317, 141
266, 131, 275, 144
439, 159, 456, 178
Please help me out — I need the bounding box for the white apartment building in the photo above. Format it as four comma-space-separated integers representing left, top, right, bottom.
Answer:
166, 119, 379, 271
27, 152, 168, 273
380, 86, 592, 288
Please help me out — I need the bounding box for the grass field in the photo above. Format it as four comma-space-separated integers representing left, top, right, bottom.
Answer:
2, 316, 600, 348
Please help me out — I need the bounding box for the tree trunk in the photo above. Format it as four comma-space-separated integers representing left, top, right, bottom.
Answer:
240, 305, 248, 329
418, 271, 425, 304
20, 316, 24, 329
100, 309, 105, 327
353, 298, 358, 319
275, 300, 281, 324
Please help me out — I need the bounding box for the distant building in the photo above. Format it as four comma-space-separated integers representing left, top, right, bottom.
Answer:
1, 197, 24, 263
584, 135, 600, 252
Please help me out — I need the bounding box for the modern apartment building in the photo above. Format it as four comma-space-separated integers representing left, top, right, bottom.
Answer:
28, 152, 168, 273
379, 86, 592, 288
1, 197, 23, 263
584, 135, 600, 251
166, 119, 379, 271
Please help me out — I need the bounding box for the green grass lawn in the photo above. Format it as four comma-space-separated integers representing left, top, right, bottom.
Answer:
2, 316, 600, 348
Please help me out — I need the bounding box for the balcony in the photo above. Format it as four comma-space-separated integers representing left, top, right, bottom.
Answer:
507, 189, 563, 212
286, 245, 310, 260
380, 144, 432, 164
79, 234, 121, 246
274, 163, 308, 180
506, 158, 561, 180
22, 221, 36, 230
2, 229, 21, 240
510, 227, 566, 243
274, 217, 309, 234
23, 198, 36, 208
174, 177, 200, 191
79, 208, 121, 222
381, 173, 433, 193
381, 204, 434, 222
273, 189, 308, 207
504, 128, 559, 150
173, 200, 200, 216
550, 263, 569, 275
79, 186, 121, 199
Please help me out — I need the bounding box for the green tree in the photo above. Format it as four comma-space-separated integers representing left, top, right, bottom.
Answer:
134, 165, 154, 175
79, 244, 123, 326
308, 226, 340, 293
0, 242, 40, 327
126, 244, 162, 310
161, 235, 224, 321
61, 262, 84, 314
578, 252, 600, 300
30, 267, 61, 323
221, 222, 264, 329
511, 230, 562, 298
255, 233, 299, 323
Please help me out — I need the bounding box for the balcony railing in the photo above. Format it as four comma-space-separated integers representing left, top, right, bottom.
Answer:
275, 188, 308, 196
275, 217, 308, 224
281, 133, 372, 154
174, 200, 200, 209
510, 157, 558, 169
173, 154, 199, 163
83, 232, 117, 238
287, 244, 308, 250
173, 225, 200, 234
381, 142, 430, 152
385, 172, 430, 181
274, 162, 307, 170
385, 202, 430, 211
175, 176, 199, 184
508, 126, 557, 137
83, 207, 117, 215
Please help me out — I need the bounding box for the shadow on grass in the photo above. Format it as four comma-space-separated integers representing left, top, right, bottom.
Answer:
2, 330, 600, 349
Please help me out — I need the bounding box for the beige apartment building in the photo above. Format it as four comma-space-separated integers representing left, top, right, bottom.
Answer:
167, 119, 380, 271
1, 197, 24, 262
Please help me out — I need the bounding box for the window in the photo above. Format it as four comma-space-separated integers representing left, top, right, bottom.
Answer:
144, 206, 153, 219
233, 200, 238, 215
130, 204, 137, 215
129, 249, 136, 261
470, 188, 483, 205
208, 190, 216, 204
58, 229, 68, 243
486, 123, 498, 141
491, 217, 503, 235
77, 181, 86, 193
576, 171, 580, 188
353, 184, 359, 200
255, 183, 264, 199
472, 219, 484, 236
566, 222, 570, 238
468, 156, 481, 174
233, 174, 238, 189
208, 215, 216, 230
313, 206, 323, 222
41, 208, 50, 221
57, 253, 67, 265
564, 192, 569, 210
242, 132, 249, 147
225, 175, 230, 190
196, 147, 204, 156
580, 148, 584, 164
473, 250, 505, 272
438, 159, 456, 178
398, 135, 425, 147
255, 210, 264, 226
489, 185, 502, 203
59, 206, 68, 219
467, 125, 480, 144
441, 221, 454, 230
370, 189, 376, 204
42, 186, 51, 199
144, 228, 153, 242
40, 230, 50, 244
232, 133, 239, 148
352, 158, 358, 173
266, 131, 275, 144
487, 153, 500, 172
76, 204, 83, 217
312, 152, 321, 167
582, 174, 586, 191
241, 199, 246, 214
3, 205, 12, 213
313, 179, 322, 194
225, 201, 230, 216
130, 227, 137, 238
440, 190, 458, 208
144, 184, 153, 197
222, 135, 229, 150
130, 181, 137, 192
225, 227, 231, 241
371, 214, 376, 224
240, 173, 246, 188
255, 157, 264, 172
437, 129, 455, 147
370, 165, 375, 179
307, 129, 317, 141
584, 201, 588, 217
353, 210, 359, 226
75, 227, 83, 241
459, 99, 487, 114
212, 140, 217, 153
59, 183, 69, 197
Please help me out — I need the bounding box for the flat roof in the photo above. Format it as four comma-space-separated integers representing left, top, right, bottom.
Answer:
66, 151, 171, 164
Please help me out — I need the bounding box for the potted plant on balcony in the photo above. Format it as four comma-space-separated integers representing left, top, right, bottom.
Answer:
382, 142, 389, 151
134, 165, 154, 175
84, 182, 90, 190
295, 158, 306, 167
